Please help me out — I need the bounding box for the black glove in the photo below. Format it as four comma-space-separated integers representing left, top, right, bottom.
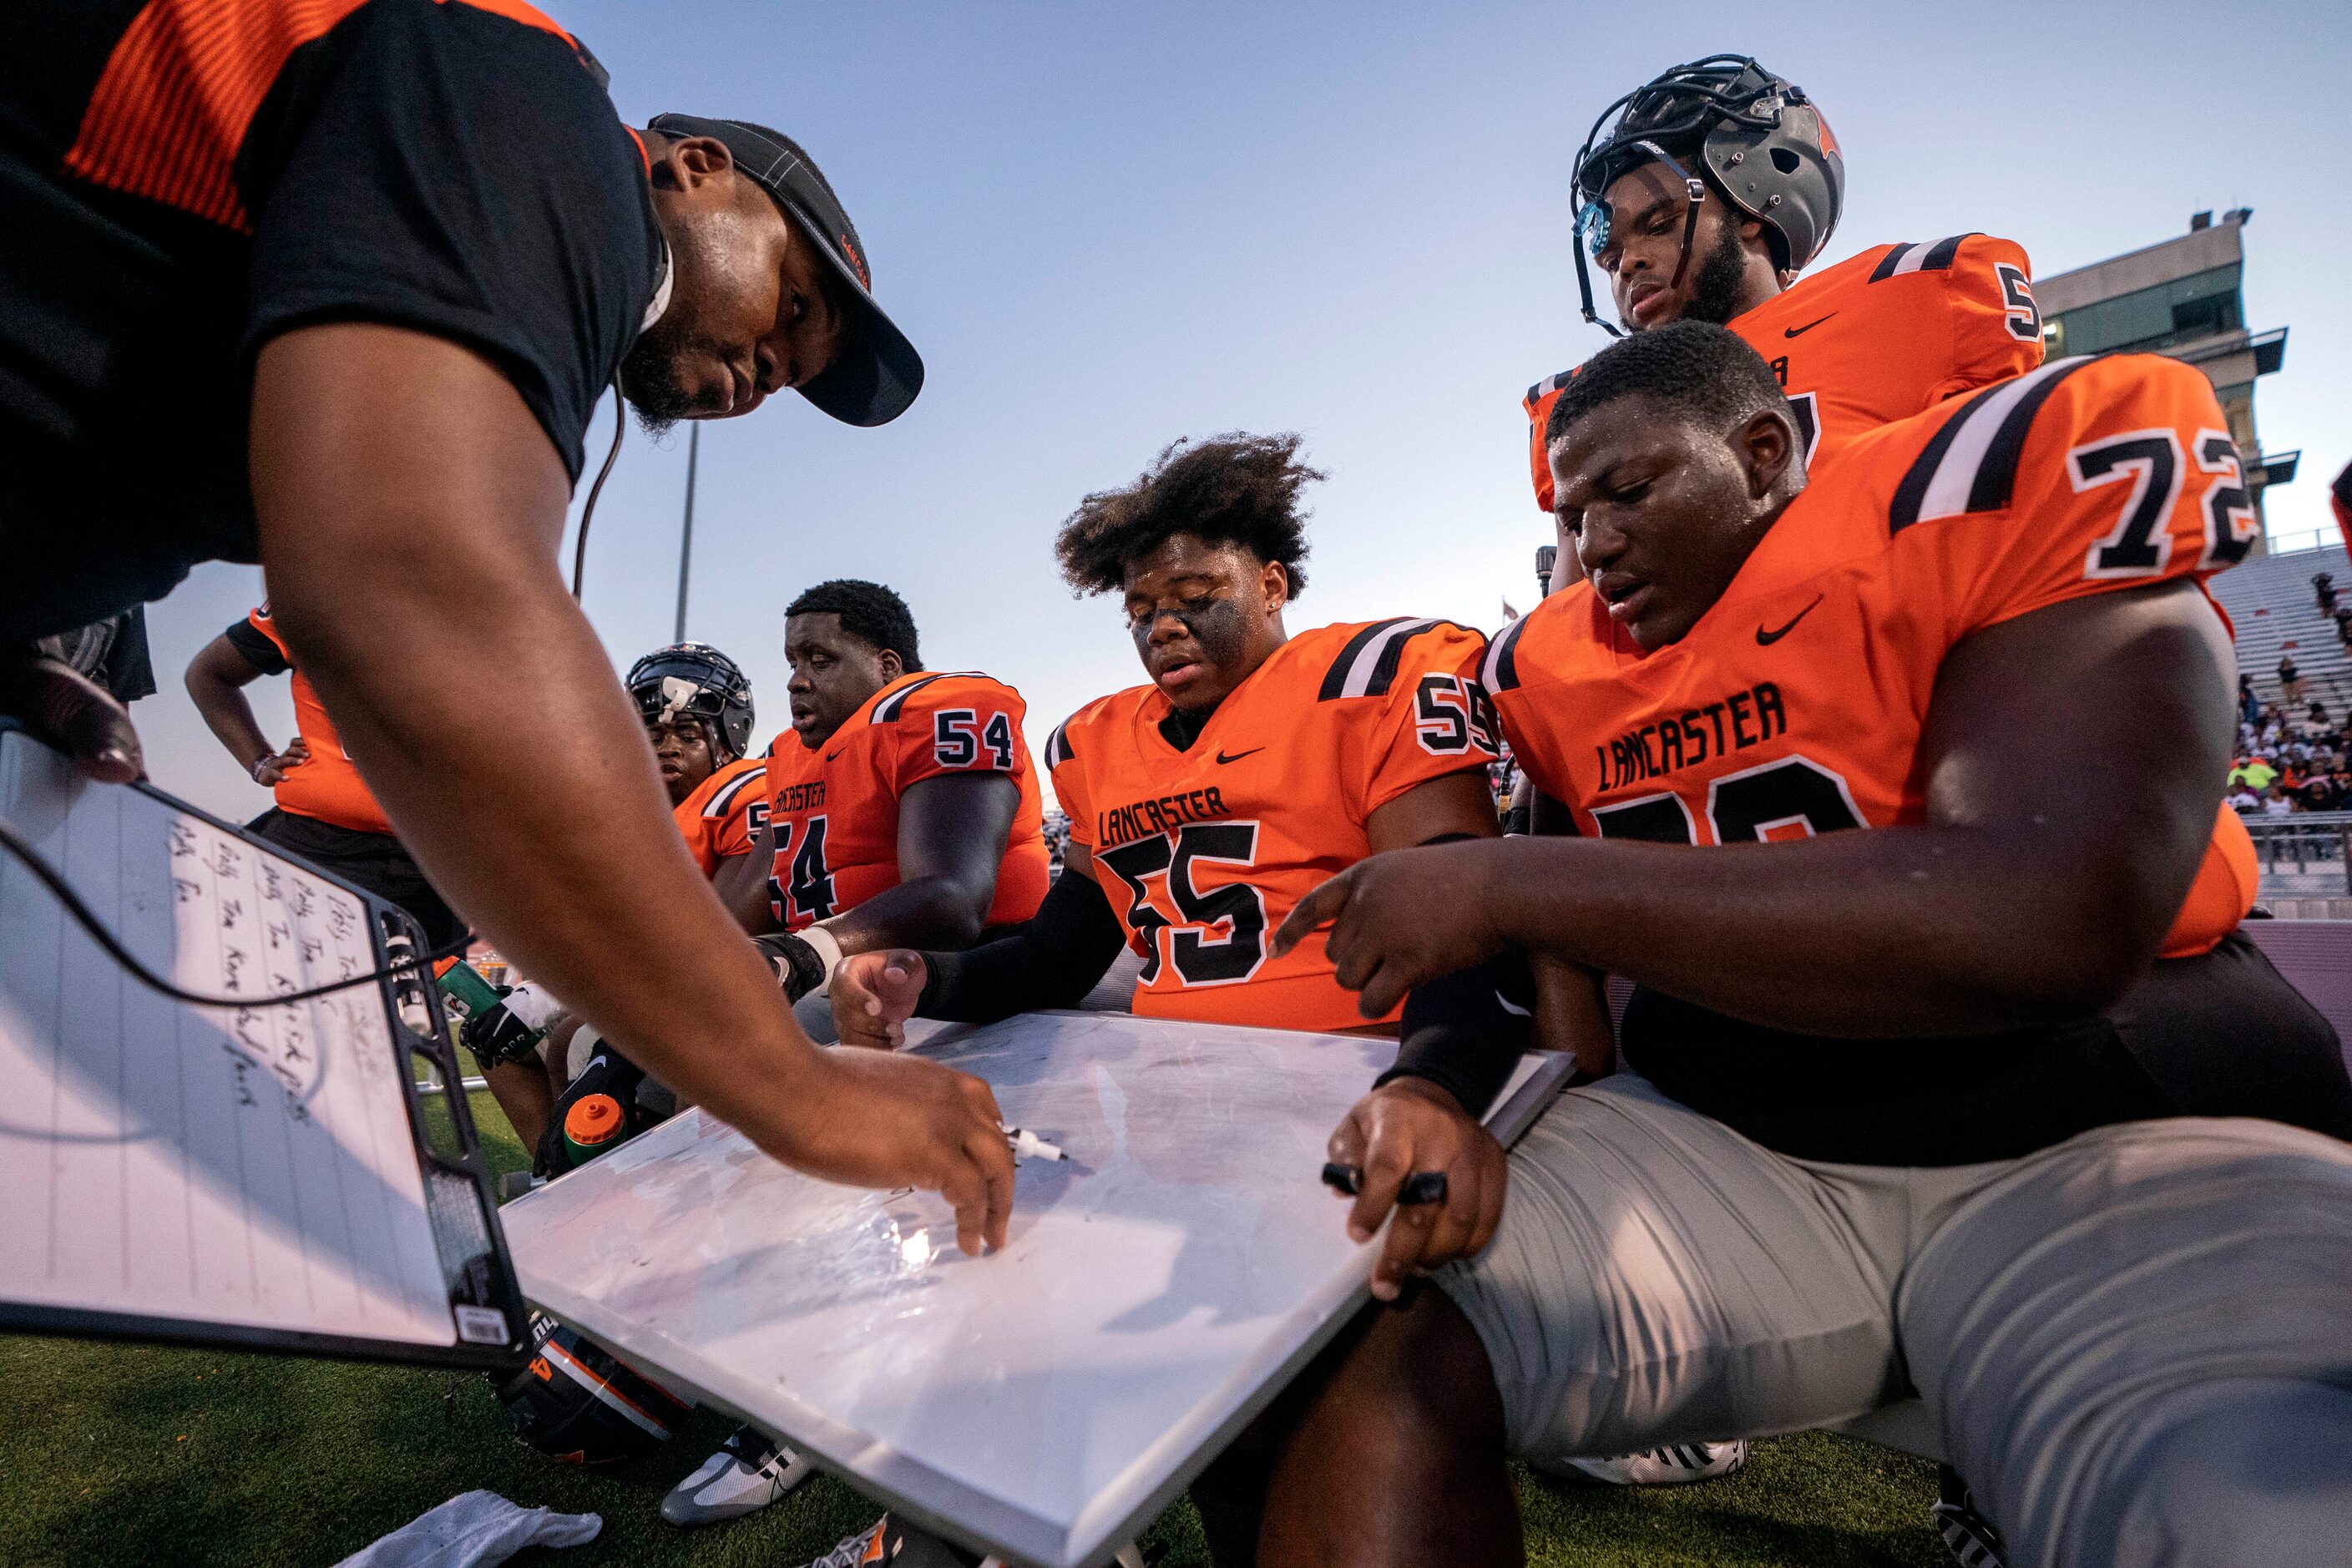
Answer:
460, 988, 543, 1070
753, 931, 827, 1003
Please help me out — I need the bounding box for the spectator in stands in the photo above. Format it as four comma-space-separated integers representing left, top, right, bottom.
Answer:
2263, 781, 2298, 817
2301, 769, 2341, 813
2316, 572, 2337, 615
2228, 781, 2262, 814
2241, 673, 2263, 726
2314, 701, 2332, 730
2233, 755, 2280, 792
2336, 606, 2352, 649
2279, 653, 2305, 706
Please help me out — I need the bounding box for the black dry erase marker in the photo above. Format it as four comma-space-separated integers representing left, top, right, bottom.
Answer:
1321, 1163, 1449, 1206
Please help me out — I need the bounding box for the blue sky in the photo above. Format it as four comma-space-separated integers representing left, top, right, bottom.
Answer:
137, 0, 2352, 822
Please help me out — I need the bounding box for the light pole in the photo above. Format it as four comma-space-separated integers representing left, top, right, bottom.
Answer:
673, 423, 699, 643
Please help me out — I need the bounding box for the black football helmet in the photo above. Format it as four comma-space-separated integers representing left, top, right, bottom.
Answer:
496, 1313, 695, 1465
626, 642, 756, 761
1570, 55, 1845, 335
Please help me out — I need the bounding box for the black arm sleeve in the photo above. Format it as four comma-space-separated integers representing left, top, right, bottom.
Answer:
1378, 949, 1535, 1118
917, 867, 1132, 1024
221, 616, 290, 675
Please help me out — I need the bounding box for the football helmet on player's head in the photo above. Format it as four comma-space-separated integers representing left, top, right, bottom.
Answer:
496, 1313, 695, 1465
1571, 55, 1844, 334
626, 642, 756, 761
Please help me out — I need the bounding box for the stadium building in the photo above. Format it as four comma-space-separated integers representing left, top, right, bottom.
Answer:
2037, 208, 2299, 549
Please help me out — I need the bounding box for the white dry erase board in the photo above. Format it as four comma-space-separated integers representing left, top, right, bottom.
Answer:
503, 1012, 1571, 1568
0, 723, 527, 1368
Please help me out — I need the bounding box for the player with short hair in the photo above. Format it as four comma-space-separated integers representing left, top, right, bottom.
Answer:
1230, 324, 2352, 1566
667, 580, 1050, 1531
4, 0, 1016, 1249
811, 433, 1524, 1567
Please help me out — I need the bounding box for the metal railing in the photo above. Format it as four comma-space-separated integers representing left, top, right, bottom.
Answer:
2243, 812, 2352, 893
2263, 528, 2343, 559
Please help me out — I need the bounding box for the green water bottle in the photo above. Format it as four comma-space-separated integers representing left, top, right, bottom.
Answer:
436, 959, 505, 1021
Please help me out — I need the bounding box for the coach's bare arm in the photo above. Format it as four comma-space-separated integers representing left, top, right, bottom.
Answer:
249, 323, 1014, 1254
1278, 575, 2231, 1039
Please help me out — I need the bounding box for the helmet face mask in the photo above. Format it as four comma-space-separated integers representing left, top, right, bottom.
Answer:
1569, 55, 1844, 336
625, 642, 756, 761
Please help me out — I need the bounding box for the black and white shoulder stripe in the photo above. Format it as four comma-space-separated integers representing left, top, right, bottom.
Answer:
703, 763, 766, 818
868, 671, 989, 724
1887, 356, 2097, 533
1479, 613, 1533, 695
1869, 234, 1975, 281
1316, 618, 1451, 701
1043, 721, 1075, 771
1525, 368, 1573, 406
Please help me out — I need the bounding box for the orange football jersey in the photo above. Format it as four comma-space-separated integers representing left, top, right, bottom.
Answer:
672, 755, 767, 878
236, 604, 392, 836
765, 671, 1050, 932
1486, 353, 2258, 959
1052, 619, 1499, 1031
1524, 233, 2045, 511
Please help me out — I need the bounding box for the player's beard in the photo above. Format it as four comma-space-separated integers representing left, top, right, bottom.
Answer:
1677, 218, 1750, 327
620, 311, 720, 437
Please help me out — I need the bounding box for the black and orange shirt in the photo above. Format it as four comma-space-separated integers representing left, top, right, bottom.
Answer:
1522, 234, 2045, 513
224, 604, 392, 836
0, 0, 659, 642
765, 673, 1052, 933
673, 756, 768, 878
1051, 620, 1499, 1033
1484, 354, 2262, 1157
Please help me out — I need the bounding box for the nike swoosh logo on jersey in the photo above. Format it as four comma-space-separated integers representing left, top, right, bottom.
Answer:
1215, 747, 1266, 765
1783, 314, 1837, 338
825, 749, 845, 762
1755, 595, 1825, 645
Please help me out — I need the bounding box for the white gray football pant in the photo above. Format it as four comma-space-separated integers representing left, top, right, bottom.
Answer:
1437, 1074, 2352, 1568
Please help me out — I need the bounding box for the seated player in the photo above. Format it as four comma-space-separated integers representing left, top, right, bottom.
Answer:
1523, 55, 2042, 498
832, 432, 1511, 1042
670, 579, 1052, 1532
810, 434, 1526, 1568
469, 644, 766, 1147
639, 643, 769, 877
1237, 326, 2352, 1567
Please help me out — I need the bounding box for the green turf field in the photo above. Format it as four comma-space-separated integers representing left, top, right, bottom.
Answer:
0, 1091, 1949, 1568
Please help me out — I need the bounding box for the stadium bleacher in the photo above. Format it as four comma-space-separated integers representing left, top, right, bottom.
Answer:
2209, 541, 2352, 716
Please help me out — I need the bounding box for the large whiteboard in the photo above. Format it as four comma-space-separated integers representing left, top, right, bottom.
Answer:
0, 727, 503, 1359
502, 1012, 1565, 1568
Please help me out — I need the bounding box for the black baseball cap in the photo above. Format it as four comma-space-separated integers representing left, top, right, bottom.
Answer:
647, 113, 924, 427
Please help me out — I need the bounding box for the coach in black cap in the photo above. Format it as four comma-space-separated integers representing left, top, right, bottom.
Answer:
3, 0, 1014, 1252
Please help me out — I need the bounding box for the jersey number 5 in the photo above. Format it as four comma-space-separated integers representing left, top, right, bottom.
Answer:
1097, 822, 1268, 987
1414, 675, 1502, 756
935, 709, 1016, 770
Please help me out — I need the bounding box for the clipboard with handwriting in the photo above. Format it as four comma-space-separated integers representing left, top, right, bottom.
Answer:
0, 722, 526, 1370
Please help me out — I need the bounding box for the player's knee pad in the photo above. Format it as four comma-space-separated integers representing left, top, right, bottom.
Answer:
495, 1313, 695, 1466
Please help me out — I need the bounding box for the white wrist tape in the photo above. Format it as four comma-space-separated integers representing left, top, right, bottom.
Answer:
798, 923, 847, 992
502, 981, 564, 1031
